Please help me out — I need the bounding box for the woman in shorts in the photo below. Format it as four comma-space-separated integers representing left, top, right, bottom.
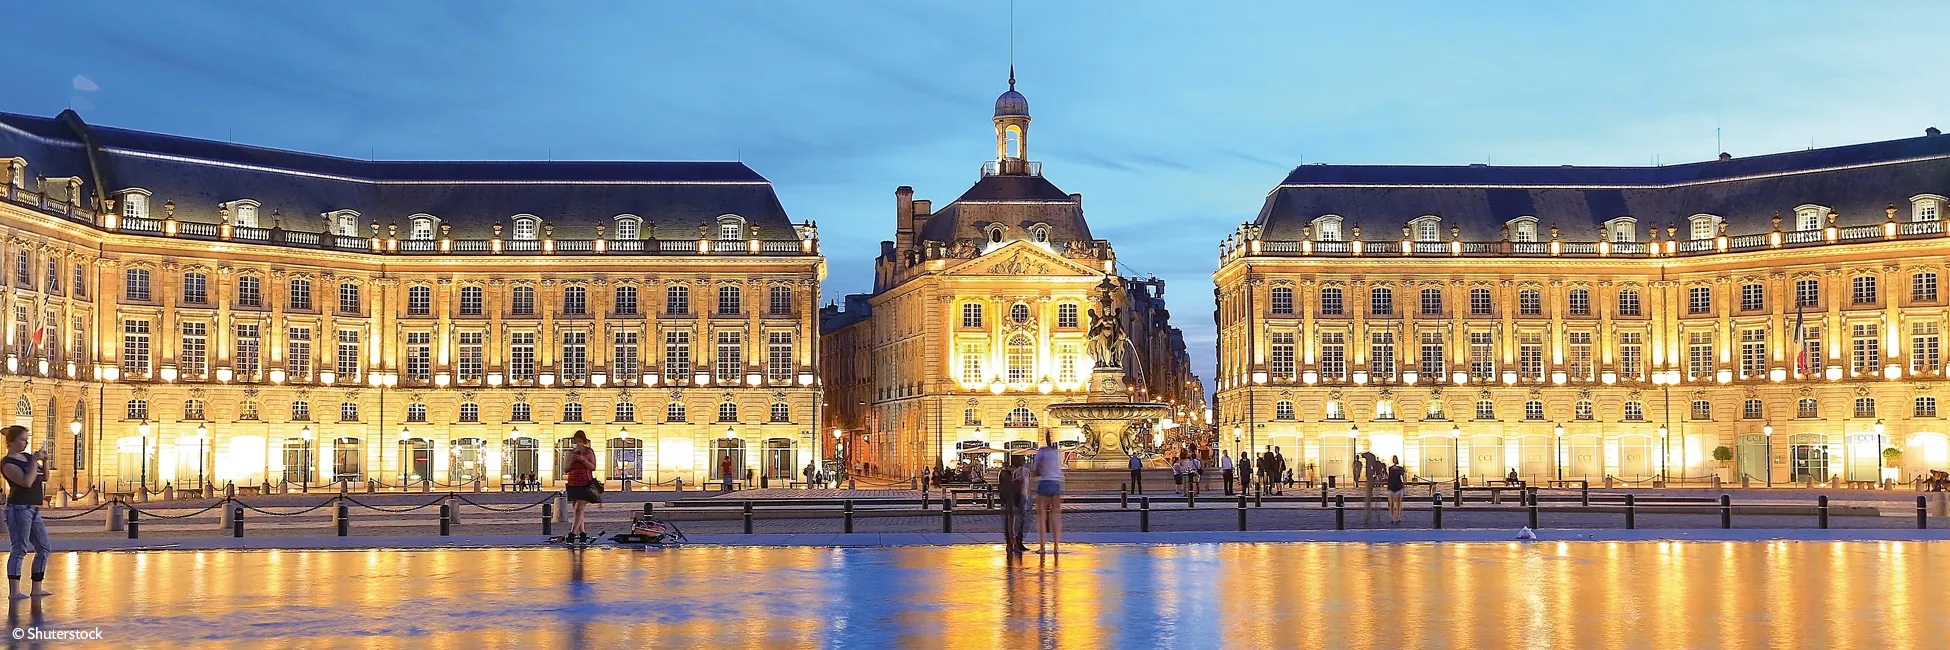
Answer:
1030, 432, 1066, 554
1385, 455, 1408, 525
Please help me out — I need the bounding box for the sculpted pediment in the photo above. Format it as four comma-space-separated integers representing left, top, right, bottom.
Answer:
944, 241, 1104, 278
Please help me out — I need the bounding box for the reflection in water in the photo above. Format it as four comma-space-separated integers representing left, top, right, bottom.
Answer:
32, 541, 1950, 648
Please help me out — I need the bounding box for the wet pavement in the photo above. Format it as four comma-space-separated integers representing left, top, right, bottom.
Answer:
21, 539, 1950, 648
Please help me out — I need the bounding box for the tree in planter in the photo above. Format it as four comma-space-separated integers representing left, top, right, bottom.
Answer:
1883, 447, 1903, 468
1712, 446, 1734, 465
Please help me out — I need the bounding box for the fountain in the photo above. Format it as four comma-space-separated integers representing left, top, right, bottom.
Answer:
1045, 278, 1174, 469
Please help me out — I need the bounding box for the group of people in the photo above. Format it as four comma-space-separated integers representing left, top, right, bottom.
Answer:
1172, 455, 1204, 496
1925, 470, 1950, 492
997, 434, 1068, 555
1243, 447, 1293, 496
1353, 451, 1409, 525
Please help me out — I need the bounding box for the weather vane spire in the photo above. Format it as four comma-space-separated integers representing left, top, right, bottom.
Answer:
1008, 0, 1016, 88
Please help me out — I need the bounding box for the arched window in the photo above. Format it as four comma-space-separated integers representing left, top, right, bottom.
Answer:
238, 400, 259, 421
964, 408, 980, 426
614, 402, 636, 422
718, 402, 738, 422
1031, 225, 1049, 243
666, 285, 690, 315
1623, 401, 1644, 421
769, 402, 790, 423
666, 403, 687, 423
1006, 335, 1034, 384
290, 401, 310, 421
1325, 400, 1346, 420
563, 402, 584, 422
1004, 407, 1037, 428
613, 215, 642, 240
1605, 217, 1637, 243
1690, 400, 1713, 421
339, 402, 359, 422
1411, 216, 1440, 242
1375, 399, 1396, 420
1574, 400, 1594, 421
718, 216, 745, 241
407, 286, 431, 315
987, 225, 1005, 244
1916, 397, 1938, 418
405, 403, 427, 423
408, 216, 436, 240
511, 216, 540, 241
231, 200, 260, 228
1797, 399, 1819, 419
510, 402, 532, 422
1688, 214, 1719, 240
1270, 287, 1294, 315
125, 399, 148, 421
717, 285, 741, 315
962, 303, 983, 328
1523, 400, 1544, 420
1795, 206, 1826, 232
1854, 397, 1876, 419
331, 211, 361, 237
459, 402, 479, 423
1475, 400, 1496, 420
1312, 216, 1343, 242
1275, 400, 1295, 420
1510, 218, 1538, 243
184, 399, 206, 421
1426, 400, 1446, 420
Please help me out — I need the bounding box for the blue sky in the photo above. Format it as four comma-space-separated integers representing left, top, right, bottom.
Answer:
6, 1, 1946, 397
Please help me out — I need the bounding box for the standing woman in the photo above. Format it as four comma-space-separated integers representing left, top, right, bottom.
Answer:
1386, 455, 1408, 525
1030, 431, 1066, 554
1, 425, 51, 598
562, 430, 600, 544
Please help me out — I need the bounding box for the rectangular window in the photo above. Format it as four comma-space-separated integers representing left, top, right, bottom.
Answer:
288, 279, 312, 311
459, 286, 483, 316
1913, 322, 1941, 375
182, 272, 208, 305
717, 286, 741, 315
1057, 343, 1079, 384
664, 331, 691, 381
562, 287, 586, 316
1618, 290, 1641, 317
962, 303, 984, 328
1321, 288, 1344, 316
1469, 288, 1492, 316
511, 286, 535, 316
1058, 303, 1079, 328
1469, 331, 1494, 380
615, 286, 638, 316
1802, 327, 1824, 376
612, 331, 639, 383
1740, 284, 1763, 312
122, 319, 151, 378
1915, 273, 1939, 302
767, 331, 793, 382
286, 327, 311, 380
338, 282, 361, 314
234, 324, 260, 381
560, 331, 587, 381
1518, 289, 1541, 316
124, 269, 151, 302
70, 317, 86, 366
1420, 289, 1442, 316
1688, 331, 1714, 380
769, 286, 793, 316
1270, 333, 1295, 379
1852, 276, 1877, 305
1740, 328, 1766, 379
180, 322, 208, 380
72, 265, 85, 298
43, 259, 58, 294
1619, 332, 1643, 381
1369, 288, 1393, 316
237, 276, 262, 308
1568, 331, 1592, 380
458, 332, 484, 381
509, 332, 536, 382
715, 331, 743, 384
1852, 324, 1881, 374
12, 252, 26, 288
1271, 288, 1294, 315
1369, 331, 1396, 381
335, 329, 360, 380
1519, 333, 1543, 380
406, 332, 431, 381
960, 342, 984, 384
1320, 332, 1346, 381
666, 286, 690, 315
1568, 289, 1590, 316
407, 286, 431, 315
1795, 279, 1820, 308
1419, 331, 1445, 379
1688, 287, 1712, 314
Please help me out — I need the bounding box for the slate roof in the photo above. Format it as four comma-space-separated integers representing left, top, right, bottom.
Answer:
1255, 131, 1950, 241
0, 110, 799, 240
916, 173, 1093, 244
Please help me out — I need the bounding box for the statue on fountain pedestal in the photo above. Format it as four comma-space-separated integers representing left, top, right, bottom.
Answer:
1085, 306, 1126, 369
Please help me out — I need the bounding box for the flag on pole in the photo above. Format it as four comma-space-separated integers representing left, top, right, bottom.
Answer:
1792, 305, 1808, 376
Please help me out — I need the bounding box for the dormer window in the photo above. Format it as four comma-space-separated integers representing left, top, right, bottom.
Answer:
614, 215, 642, 240
1510, 218, 1538, 243
120, 191, 150, 219
1795, 205, 1827, 231
1605, 217, 1637, 242
408, 215, 436, 240
512, 215, 540, 241
1410, 216, 1440, 242
1313, 216, 1343, 242
987, 225, 1005, 244
1031, 225, 1049, 244
1688, 214, 1720, 240
717, 215, 746, 241
330, 211, 361, 237
231, 200, 260, 228
1914, 195, 1946, 223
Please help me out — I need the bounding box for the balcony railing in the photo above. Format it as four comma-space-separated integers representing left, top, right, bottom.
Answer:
1224, 218, 1949, 262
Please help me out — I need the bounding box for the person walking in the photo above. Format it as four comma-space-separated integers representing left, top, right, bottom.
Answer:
999, 456, 1027, 556
1256, 451, 1272, 496
1219, 450, 1235, 496
1272, 447, 1287, 495
562, 431, 601, 544
1012, 457, 1033, 553
1, 425, 50, 599
803, 461, 817, 491
1239, 450, 1253, 496
1386, 455, 1408, 524
1187, 455, 1203, 498
1031, 433, 1066, 554
1360, 452, 1383, 525
1128, 453, 1145, 495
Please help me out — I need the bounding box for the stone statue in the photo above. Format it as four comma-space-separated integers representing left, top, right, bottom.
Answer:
1063, 239, 1094, 259
949, 238, 978, 259
1086, 306, 1126, 368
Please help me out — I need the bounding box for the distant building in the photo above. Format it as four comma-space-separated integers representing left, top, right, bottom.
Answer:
1215, 129, 1950, 485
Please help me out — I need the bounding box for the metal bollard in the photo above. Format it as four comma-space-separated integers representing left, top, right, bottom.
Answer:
942, 495, 955, 534
1433, 493, 1444, 529
232, 506, 244, 538
1581, 485, 1590, 507
1625, 493, 1636, 529
127, 507, 140, 539
844, 500, 855, 533
643, 502, 654, 517
1528, 495, 1539, 530
1721, 494, 1732, 529
1121, 490, 1129, 509
220, 498, 236, 530
1187, 488, 1196, 509
1140, 496, 1151, 532
922, 490, 931, 511
337, 501, 350, 537
1237, 495, 1248, 532
1255, 490, 1263, 508
542, 502, 554, 536
1453, 488, 1463, 507
438, 503, 452, 536
1320, 482, 1329, 507
1818, 495, 1829, 529
1335, 494, 1346, 530
744, 501, 755, 534
1919, 495, 1929, 530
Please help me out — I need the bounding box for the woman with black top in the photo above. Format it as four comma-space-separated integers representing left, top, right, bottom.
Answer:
0, 425, 51, 598
562, 431, 600, 544
1385, 455, 1408, 525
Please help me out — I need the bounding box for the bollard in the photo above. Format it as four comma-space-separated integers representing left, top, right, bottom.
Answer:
336, 501, 349, 537
542, 502, 554, 535
1237, 495, 1248, 532
1625, 493, 1636, 529
1255, 490, 1263, 508
220, 499, 236, 530
643, 502, 654, 517
422, 479, 431, 493
164, 482, 175, 501
1120, 490, 1129, 509
1335, 494, 1347, 530
922, 490, 931, 511
232, 506, 244, 538
1581, 484, 1590, 507
1433, 493, 1444, 529
1187, 488, 1196, 509
844, 500, 855, 533
1721, 494, 1732, 529
1919, 495, 1929, 530
90, 490, 101, 507
554, 495, 567, 523
1453, 488, 1463, 507
1320, 482, 1329, 507
440, 503, 451, 536
367, 479, 376, 494
1818, 495, 1829, 529
744, 501, 755, 534
473, 477, 483, 493
127, 507, 140, 539
445, 496, 461, 524
106, 501, 125, 532
943, 494, 955, 534
1528, 494, 1539, 530
1140, 496, 1151, 532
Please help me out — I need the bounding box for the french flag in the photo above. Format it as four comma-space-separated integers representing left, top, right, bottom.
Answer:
1792, 307, 1808, 376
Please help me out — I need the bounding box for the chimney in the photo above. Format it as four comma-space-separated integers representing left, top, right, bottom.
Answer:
1929, 127, 1942, 137
912, 199, 931, 219
894, 186, 914, 249
1070, 193, 1082, 210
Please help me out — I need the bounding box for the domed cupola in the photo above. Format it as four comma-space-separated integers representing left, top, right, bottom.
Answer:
991, 66, 1033, 175
994, 68, 1029, 118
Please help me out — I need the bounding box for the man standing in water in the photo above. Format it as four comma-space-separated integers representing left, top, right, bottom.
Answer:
1, 425, 51, 599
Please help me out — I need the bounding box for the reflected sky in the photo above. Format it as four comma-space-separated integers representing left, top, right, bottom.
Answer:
21, 541, 1947, 648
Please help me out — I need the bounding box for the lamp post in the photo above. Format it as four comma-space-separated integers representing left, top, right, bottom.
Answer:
1875, 419, 1887, 483
1449, 424, 1462, 482
1348, 423, 1360, 486
300, 424, 315, 485
1762, 423, 1773, 487
194, 423, 208, 491
399, 425, 412, 483
137, 419, 151, 492
1553, 423, 1565, 482
832, 428, 843, 482
1657, 424, 1670, 483
68, 417, 81, 493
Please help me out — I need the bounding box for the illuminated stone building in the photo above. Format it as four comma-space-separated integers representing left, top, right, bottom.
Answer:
0, 110, 824, 493
1216, 129, 1950, 485
821, 74, 1203, 476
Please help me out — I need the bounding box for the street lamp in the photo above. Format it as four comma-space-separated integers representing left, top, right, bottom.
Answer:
1449, 424, 1462, 483
1553, 423, 1565, 482
195, 423, 209, 491
1348, 423, 1360, 486
137, 419, 152, 492
1763, 423, 1774, 487
1657, 425, 1670, 483
300, 424, 315, 485
68, 417, 81, 493
399, 425, 413, 482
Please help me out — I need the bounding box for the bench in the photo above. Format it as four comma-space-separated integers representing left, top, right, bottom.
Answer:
1455, 485, 1528, 504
